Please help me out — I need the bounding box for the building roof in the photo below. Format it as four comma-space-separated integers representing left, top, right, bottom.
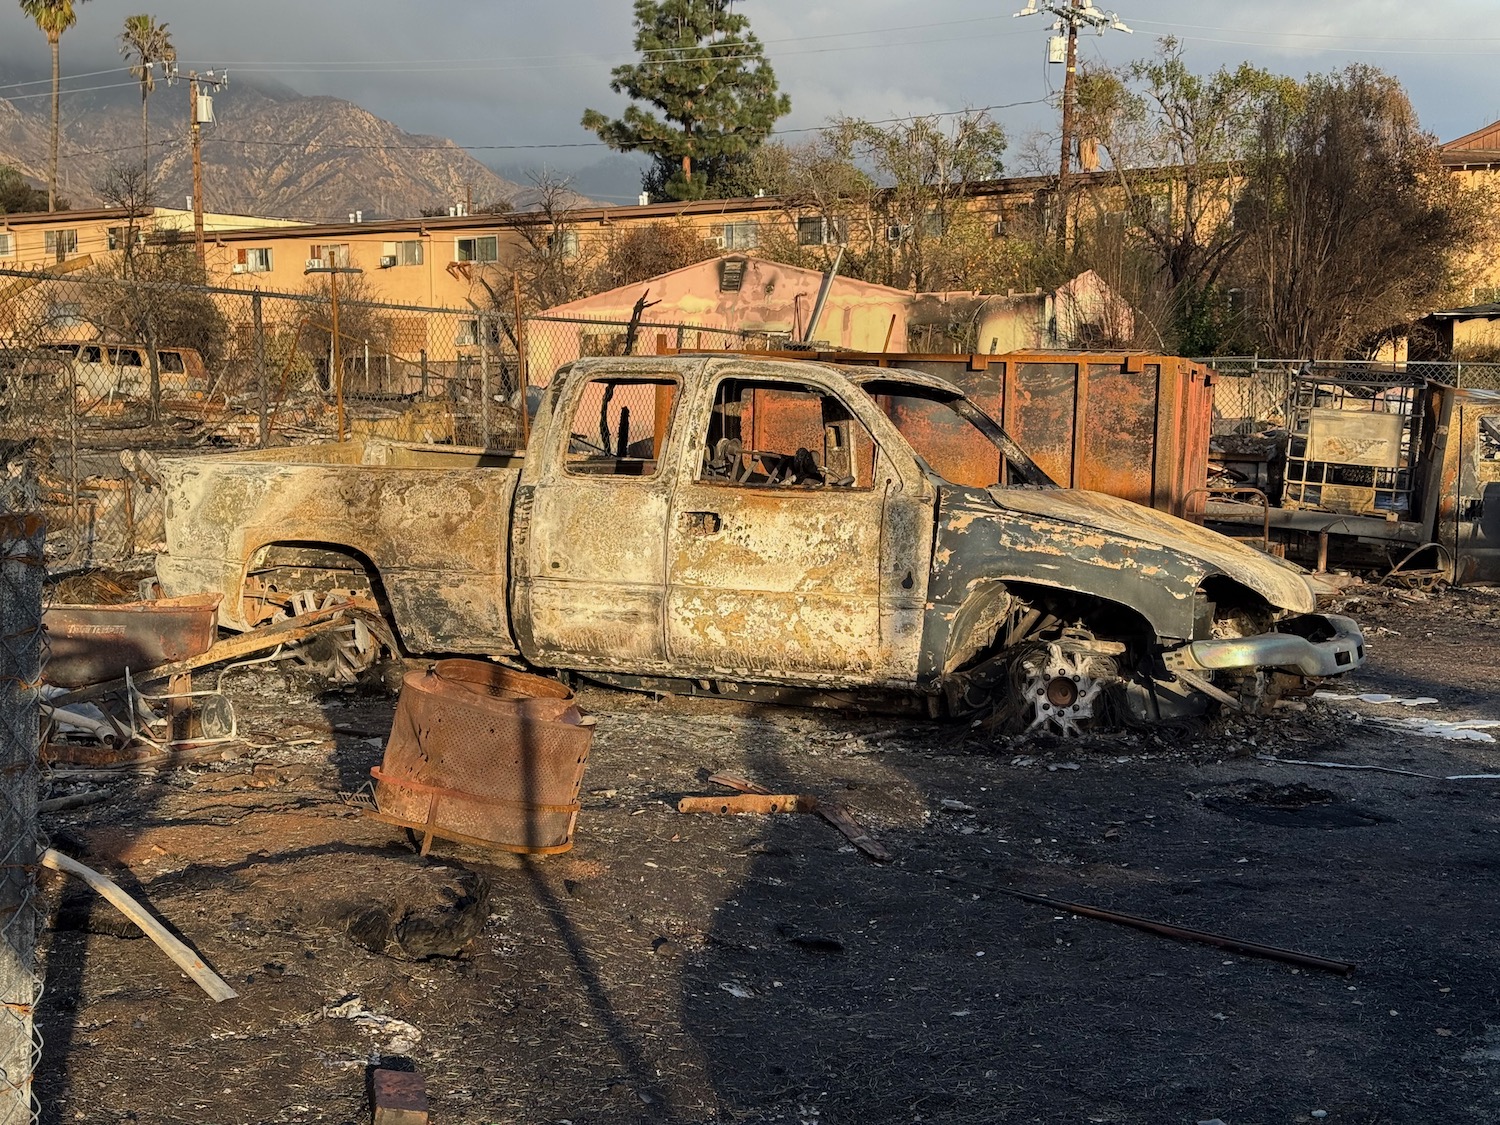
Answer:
1439, 121, 1500, 167
1425, 302, 1500, 321
0, 206, 148, 227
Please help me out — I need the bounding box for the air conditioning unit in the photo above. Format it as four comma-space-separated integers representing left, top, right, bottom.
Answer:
709, 234, 727, 250
305, 258, 324, 270
231, 263, 247, 274
379, 255, 397, 268
885, 223, 907, 243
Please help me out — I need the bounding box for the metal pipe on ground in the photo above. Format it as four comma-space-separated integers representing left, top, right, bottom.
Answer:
936, 870, 1355, 976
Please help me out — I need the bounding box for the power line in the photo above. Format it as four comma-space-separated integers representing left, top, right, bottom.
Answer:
188, 99, 1047, 156
177, 26, 1041, 78
0, 79, 143, 103
1130, 18, 1500, 44
178, 13, 1028, 71
0, 65, 134, 92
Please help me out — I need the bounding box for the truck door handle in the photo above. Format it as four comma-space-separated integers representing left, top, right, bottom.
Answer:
682, 510, 722, 535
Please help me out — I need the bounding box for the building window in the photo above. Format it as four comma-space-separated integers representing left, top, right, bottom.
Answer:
310, 243, 350, 267
382, 239, 424, 267
107, 225, 146, 251
547, 229, 579, 258
48, 301, 83, 328
0, 232, 11, 258
796, 215, 844, 246
920, 207, 945, 239
715, 221, 759, 250
455, 319, 480, 346
44, 229, 79, 258
235, 247, 273, 273
455, 235, 498, 263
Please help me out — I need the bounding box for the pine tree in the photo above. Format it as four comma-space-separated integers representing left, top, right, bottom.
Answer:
582, 0, 790, 202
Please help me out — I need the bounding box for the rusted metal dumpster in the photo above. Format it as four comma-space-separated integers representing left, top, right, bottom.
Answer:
667, 348, 1213, 519
370, 659, 596, 855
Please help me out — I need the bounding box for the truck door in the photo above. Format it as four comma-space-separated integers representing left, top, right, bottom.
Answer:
518, 370, 681, 672
665, 371, 929, 685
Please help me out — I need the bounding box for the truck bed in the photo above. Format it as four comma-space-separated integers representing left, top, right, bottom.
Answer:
155, 439, 523, 656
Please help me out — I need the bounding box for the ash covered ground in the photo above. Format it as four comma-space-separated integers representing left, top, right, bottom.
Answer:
32, 584, 1500, 1125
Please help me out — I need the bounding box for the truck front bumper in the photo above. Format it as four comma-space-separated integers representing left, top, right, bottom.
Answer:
1165, 614, 1366, 678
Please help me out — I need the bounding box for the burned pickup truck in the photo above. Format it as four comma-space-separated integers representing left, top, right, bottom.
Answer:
154, 355, 1364, 731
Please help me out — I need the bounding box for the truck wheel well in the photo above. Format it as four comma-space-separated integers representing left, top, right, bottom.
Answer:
242, 540, 403, 652
1000, 581, 1155, 648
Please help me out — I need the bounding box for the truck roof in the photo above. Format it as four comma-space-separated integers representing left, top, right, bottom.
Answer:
569, 353, 967, 399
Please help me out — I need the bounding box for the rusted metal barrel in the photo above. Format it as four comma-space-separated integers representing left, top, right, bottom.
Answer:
370, 659, 595, 855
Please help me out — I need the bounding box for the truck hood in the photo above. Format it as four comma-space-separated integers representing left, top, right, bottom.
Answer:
988, 487, 1316, 615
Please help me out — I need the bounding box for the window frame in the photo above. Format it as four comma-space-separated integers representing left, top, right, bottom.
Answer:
455, 235, 499, 263
796, 215, 845, 247
44, 229, 79, 257
310, 242, 351, 268
238, 246, 274, 273
716, 220, 759, 250
560, 373, 682, 482
696, 373, 880, 493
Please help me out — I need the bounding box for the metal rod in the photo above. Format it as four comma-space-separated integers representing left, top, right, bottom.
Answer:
802, 245, 845, 344
937, 871, 1355, 976
513, 274, 529, 447
330, 269, 344, 441
479, 311, 491, 450
252, 291, 268, 448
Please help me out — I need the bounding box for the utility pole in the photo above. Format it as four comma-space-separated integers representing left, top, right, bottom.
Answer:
1013, 0, 1131, 243
1057, 0, 1081, 229
167, 65, 228, 270
190, 72, 203, 265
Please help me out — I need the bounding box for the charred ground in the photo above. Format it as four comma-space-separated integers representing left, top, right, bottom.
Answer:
31, 584, 1500, 1125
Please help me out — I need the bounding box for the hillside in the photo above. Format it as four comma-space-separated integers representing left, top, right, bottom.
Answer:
0, 74, 528, 221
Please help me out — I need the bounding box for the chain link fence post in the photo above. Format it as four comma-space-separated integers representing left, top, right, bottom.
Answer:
0, 459, 44, 1125
253, 292, 269, 449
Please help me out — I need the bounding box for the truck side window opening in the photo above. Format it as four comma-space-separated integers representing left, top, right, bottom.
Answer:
699, 377, 876, 489
859, 379, 1053, 489
564, 376, 679, 478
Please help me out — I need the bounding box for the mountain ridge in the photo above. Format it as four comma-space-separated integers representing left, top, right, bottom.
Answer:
0, 73, 532, 221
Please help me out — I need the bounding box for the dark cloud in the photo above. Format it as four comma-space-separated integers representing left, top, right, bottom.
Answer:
1, 0, 1495, 201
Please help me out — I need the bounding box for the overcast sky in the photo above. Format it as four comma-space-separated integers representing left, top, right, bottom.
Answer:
2, 0, 1499, 201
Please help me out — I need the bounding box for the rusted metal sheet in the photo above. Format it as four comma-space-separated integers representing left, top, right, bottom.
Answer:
370, 660, 595, 855
43, 593, 221, 688
1423, 383, 1500, 584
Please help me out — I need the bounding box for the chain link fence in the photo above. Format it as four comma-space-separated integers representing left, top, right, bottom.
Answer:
0, 454, 44, 1125
0, 267, 754, 568
1199, 356, 1500, 437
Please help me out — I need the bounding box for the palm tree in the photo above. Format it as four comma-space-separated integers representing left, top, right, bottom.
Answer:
119, 15, 174, 187
18, 0, 90, 212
